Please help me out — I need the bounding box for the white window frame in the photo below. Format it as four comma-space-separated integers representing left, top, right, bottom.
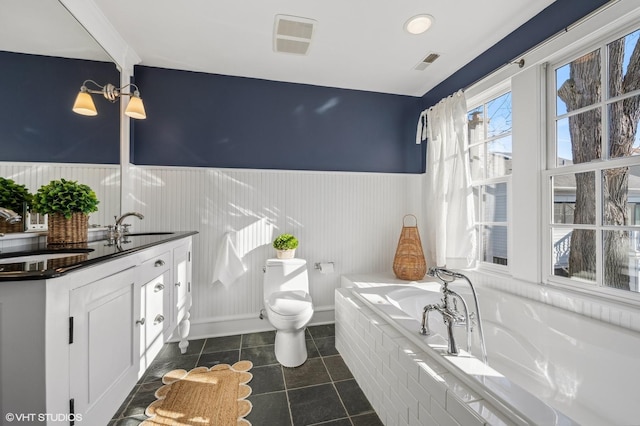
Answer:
467, 85, 512, 274
542, 21, 640, 303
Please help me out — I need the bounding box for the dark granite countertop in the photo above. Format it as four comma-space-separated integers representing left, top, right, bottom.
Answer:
0, 231, 197, 281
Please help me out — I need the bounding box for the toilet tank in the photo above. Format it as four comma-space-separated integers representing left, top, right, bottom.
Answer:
263, 258, 309, 298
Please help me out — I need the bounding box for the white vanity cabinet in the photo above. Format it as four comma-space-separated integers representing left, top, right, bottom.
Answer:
0, 234, 194, 426
69, 267, 138, 425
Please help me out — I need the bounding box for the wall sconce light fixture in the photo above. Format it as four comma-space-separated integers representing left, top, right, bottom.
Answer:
72, 80, 147, 119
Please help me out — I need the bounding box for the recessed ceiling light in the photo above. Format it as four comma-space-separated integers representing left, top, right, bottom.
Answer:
404, 14, 434, 35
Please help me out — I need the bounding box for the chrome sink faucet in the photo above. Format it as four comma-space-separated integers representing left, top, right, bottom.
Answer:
0, 207, 22, 224
108, 212, 144, 239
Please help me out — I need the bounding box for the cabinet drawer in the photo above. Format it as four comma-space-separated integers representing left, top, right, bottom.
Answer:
137, 250, 171, 283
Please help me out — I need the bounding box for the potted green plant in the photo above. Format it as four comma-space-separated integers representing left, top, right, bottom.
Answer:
273, 233, 299, 259
31, 178, 99, 244
0, 177, 32, 233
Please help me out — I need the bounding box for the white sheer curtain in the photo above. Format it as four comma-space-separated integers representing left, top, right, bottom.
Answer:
423, 90, 476, 269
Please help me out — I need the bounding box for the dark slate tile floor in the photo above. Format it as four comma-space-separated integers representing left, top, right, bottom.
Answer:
109, 324, 383, 426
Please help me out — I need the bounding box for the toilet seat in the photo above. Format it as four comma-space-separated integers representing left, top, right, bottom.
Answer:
267, 290, 312, 316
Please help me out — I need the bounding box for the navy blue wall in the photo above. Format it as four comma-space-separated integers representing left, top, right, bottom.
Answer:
132, 66, 422, 173
421, 0, 611, 108
0, 51, 120, 164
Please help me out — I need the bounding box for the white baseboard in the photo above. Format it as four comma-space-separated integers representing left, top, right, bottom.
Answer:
186, 306, 335, 340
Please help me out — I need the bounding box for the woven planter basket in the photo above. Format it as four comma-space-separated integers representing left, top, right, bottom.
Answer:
393, 214, 427, 281
47, 212, 89, 245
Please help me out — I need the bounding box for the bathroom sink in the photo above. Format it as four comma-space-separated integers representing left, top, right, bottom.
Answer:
0, 249, 94, 265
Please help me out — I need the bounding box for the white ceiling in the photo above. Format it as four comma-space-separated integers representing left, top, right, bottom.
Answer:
2, 0, 556, 97
91, 0, 556, 96
0, 0, 112, 62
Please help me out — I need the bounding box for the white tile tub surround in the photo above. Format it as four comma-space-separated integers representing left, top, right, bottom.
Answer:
126, 165, 423, 337
337, 273, 640, 426
335, 288, 515, 426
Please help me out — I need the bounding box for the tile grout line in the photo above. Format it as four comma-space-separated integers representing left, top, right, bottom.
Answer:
194, 338, 206, 365
281, 361, 295, 426
320, 352, 354, 426
312, 326, 355, 426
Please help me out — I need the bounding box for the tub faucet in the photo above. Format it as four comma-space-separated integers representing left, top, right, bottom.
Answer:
420, 280, 467, 356
0, 207, 21, 224
422, 267, 488, 363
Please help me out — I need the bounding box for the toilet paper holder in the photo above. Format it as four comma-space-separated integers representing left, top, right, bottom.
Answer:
314, 262, 335, 273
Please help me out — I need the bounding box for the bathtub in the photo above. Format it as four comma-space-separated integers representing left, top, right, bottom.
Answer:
335, 273, 640, 426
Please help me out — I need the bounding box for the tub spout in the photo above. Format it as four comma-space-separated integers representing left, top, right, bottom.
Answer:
420, 304, 438, 335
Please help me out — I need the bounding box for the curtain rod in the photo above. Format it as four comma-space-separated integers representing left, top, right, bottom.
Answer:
463, 0, 620, 93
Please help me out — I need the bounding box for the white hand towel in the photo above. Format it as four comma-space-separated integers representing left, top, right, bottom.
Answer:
212, 232, 247, 288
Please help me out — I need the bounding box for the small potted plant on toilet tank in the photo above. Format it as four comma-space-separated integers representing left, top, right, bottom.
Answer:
273, 233, 298, 259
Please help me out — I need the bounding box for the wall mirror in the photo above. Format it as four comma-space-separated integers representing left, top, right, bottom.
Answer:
0, 0, 121, 231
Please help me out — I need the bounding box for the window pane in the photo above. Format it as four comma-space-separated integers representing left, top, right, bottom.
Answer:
469, 144, 484, 180
603, 166, 640, 225
468, 106, 484, 144
483, 183, 507, 222
556, 108, 602, 166
482, 225, 508, 265
556, 49, 601, 115
603, 230, 639, 292
608, 94, 640, 159
553, 228, 596, 281
553, 172, 595, 224
607, 29, 640, 99
554, 203, 575, 224
473, 186, 480, 223
487, 136, 512, 178
487, 92, 512, 137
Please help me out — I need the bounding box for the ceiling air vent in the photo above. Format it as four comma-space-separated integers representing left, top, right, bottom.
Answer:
414, 52, 440, 71
274, 15, 316, 55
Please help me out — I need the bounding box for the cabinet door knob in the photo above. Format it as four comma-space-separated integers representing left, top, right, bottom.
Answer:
135, 318, 146, 325
154, 283, 165, 292
175, 281, 181, 287
154, 259, 165, 267
153, 314, 165, 325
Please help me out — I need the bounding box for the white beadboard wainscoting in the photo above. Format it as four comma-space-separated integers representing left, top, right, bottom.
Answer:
127, 165, 425, 337
0, 162, 121, 228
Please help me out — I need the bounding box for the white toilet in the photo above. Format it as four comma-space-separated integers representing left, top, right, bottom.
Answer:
263, 258, 314, 367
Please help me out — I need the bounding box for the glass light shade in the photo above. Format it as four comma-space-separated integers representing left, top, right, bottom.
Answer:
404, 14, 434, 35
125, 96, 147, 119
72, 91, 97, 116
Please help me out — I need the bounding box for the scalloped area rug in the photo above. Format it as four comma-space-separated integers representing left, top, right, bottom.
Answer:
141, 361, 253, 425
